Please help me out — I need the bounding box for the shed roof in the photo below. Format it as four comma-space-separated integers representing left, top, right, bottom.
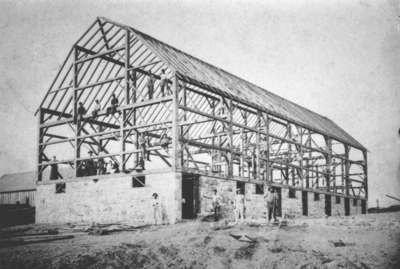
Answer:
0, 171, 36, 192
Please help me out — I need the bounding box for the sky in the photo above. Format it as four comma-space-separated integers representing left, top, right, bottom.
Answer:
0, 0, 399, 207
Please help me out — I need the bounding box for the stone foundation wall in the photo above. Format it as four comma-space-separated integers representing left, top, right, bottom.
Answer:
351, 198, 362, 215
198, 175, 236, 219
198, 177, 267, 221
244, 183, 266, 220
37, 172, 365, 225
308, 192, 326, 217
281, 188, 302, 217
331, 196, 345, 217
36, 171, 181, 225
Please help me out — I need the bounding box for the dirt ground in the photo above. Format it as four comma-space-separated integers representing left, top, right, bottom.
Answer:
0, 212, 399, 269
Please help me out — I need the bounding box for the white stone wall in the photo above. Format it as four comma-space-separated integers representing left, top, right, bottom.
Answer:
198, 175, 236, 219
281, 188, 302, 217
36, 172, 180, 225
351, 198, 362, 215
308, 192, 326, 217
244, 183, 266, 220
331, 196, 345, 217
198, 177, 366, 220
199, 177, 272, 221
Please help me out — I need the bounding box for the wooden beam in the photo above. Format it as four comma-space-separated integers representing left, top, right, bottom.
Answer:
73, 47, 79, 177
344, 145, 350, 196
172, 74, 181, 170
363, 150, 368, 199
178, 73, 366, 152
75, 46, 125, 64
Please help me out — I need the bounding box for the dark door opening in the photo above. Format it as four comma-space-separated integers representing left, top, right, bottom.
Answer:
361, 200, 366, 214
274, 187, 282, 217
302, 191, 308, 216
325, 194, 331, 216
182, 174, 200, 219
344, 198, 350, 216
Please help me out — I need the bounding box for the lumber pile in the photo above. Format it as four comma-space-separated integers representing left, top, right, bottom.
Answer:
0, 234, 74, 248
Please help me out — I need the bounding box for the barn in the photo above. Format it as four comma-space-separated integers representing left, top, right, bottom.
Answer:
0, 171, 36, 206
34, 17, 367, 225
0, 171, 36, 226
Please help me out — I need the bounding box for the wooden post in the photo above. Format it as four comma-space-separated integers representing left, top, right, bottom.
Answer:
265, 115, 271, 182
125, 29, 130, 104
325, 136, 332, 192
228, 100, 234, 177
73, 46, 79, 177
362, 150, 368, 199
344, 145, 350, 196
288, 124, 295, 186
307, 130, 312, 188
340, 157, 344, 193
37, 108, 44, 181
120, 29, 130, 172
120, 109, 125, 172
171, 74, 182, 170
211, 99, 216, 172
305, 159, 309, 188
183, 82, 187, 122
241, 113, 248, 178
256, 111, 261, 180
299, 127, 304, 188
132, 71, 138, 166
332, 169, 336, 193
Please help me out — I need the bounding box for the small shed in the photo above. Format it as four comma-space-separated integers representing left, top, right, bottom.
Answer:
0, 171, 36, 206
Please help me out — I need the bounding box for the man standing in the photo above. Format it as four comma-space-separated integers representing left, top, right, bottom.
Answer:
108, 93, 119, 115
77, 102, 86, 122
97, 151, 105, 175
204, 189, 222, 221
92, 99, 101, 118
211, 189, 221, 221
265, 187, 278, 223
152, 193, 162, 225
234, 189, 245, 224
146, 72, 155, 100
159, 129, 170, 153
86, 151, 96, 176
159, 69, 168, 97
138, 132, 150, 161
49, 155, 59, 180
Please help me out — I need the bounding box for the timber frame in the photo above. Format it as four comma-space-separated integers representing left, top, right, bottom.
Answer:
35, 17, 367, 201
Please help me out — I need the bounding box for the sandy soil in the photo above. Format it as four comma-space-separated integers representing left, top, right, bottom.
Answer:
0, 212, 399, 269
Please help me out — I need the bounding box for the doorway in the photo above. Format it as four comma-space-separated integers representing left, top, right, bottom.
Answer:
344, 198, 350, 216
274, 187, 282, 217
361, 200, 366, 214
182, 173, 200, 219
325, 194, 331, 216
302, 191, 308, 216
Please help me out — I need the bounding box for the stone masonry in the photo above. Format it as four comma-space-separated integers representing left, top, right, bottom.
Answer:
36, 171, 181, 225
36, 171, 365, 225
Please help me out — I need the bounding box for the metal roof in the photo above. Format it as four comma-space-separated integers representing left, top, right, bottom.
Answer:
108, 18, 364, 150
